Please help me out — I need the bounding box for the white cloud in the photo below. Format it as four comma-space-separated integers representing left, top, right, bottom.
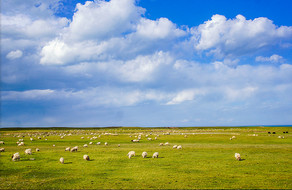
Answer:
2, 89, 55, 100
136, 18, 186, 39
255, 54, 284, 63
166, 89, 203, 105
192, 14, 292, 57
64, 0, 145, 41
6, 50, 23, 60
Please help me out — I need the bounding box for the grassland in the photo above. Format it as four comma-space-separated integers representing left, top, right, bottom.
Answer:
0, 126, 291, 189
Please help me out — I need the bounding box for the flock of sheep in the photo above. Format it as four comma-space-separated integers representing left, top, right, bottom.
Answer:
1, 129, 288, 164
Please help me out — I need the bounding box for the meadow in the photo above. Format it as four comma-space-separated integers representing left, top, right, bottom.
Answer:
0, 126, 291, 189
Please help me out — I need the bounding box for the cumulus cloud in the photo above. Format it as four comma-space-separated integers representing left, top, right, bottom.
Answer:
6, 50, 23, 60
192, 14, 292, 57
166, 89, 203, 105
255, 54, 284, 63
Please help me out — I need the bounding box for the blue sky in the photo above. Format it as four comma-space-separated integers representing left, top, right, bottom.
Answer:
1, 0, 292, 127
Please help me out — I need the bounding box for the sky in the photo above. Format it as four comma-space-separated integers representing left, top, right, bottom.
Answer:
1, 0, 292, 127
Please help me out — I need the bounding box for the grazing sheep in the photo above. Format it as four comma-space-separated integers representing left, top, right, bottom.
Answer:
232, 136, 236, 139
177, 145, 182, 149
147, 138, 152, 141
83, 155, 90, 161
89, 142, 93, 145
53, 144, 55, 147
159, 143, 164, 146
81, 137, 84, 139
142, 152, 147, 158
60, 157, 64, 164
83, 144, 88, 147
117, 144, 120, 147
127, 151, 135, 159
70, 146, 78, 152
18, 142, 24, 146
235, 153, 241, 161
165, 142, 169, 146
38, 137, 41, 139
173, 145, 177, 149
146, 135, 149, 137
230, 137, 233, 140
152, 152, 159, 158
0, 141, 5, 144
12, 152, 20, 161
25, 149, 32, 155
30, 138, 34, 141
0, 148, 5, 152
65, 147, 70, 151
19, 139, 24, 142
36, 148, 40, 152
96, 142, 101, 145
61, 136, 64, 139
155, 137, 157, 140
131, 139, 139, 142
105, 142, 108, 146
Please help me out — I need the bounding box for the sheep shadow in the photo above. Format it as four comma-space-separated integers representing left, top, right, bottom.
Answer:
239, 159, 246, 161
64, 162, 72, 164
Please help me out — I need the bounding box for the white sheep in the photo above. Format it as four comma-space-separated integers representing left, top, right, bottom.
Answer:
83, 155, 90, 160
30, 138, 34, 141
0, 141, 5, 144
127, 151, 135, 159
61, 136, 64, 139
177, 145, 182, 149
60, 157, 64, 164
70, 146, 78, 152
19, 139, 24, 142
159, 143, 164, 146
96, 142, 101, 145
0, 148, 5, 152
235, 153, 241, 161
147, 138, 152, 141
105, 142, 108, 146
83, 144, 88, 147
173, 145, 177, 149
142, 152, 147, 158
165, 142, 169, 146
117, 144, 120, 147
18, 142, 24, 146
155, 137, 157, 140
152, 152, 159, 158
89, 142, 93, 145
65, 147, 70, 151
81, 137, 84, 139
12, 152, 20, 161
53, 144, 55, 147
36, 148, 40, 152
232, 136, 236, 139
25, 149, 32, 155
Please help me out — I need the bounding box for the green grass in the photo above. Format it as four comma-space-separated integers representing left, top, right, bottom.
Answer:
0, 127, 291, 189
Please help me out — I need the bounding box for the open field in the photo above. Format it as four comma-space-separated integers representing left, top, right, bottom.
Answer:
0, 126, 291, 189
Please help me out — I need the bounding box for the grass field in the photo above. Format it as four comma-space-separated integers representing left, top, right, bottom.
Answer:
0, 127, 291, 189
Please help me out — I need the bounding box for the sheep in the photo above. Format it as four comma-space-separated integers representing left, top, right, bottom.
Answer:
0, 141, 4, 144
65, 147, 70, 151
165, 142, 169, 146
147, 138, 152, 141
131, 139, 139, 142
232, 136, 236, 139
61, 136, 64, 139
105, 142, 108, 146
184, 135, 187, 138
235, 153, 241, 161
36, 148, 40, 152
12, 152, 20, 161
19, 139, 24, 142
117, 144, 120, 147
81, 137, 84, 139
53, 144, 55, 147
18, 142, 24, 146
230, 137, 233, 140
38, 137, 41, 139
96, 142, 101, 145
60, 157, 64, 164
142, 152, 147, 158
83, 155, 90, 161
152, 152, 159, 158
0, 148, 5, 152
177, 145, 182, 149
173, 145, 177, 149
30, 138, 34, 141
159, 143, 164, 146
127, 151, 135, 159
89, 142, 93, 145
25, 149, 32, 155
70, 146, 78, 152
155, 137, 157, 140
